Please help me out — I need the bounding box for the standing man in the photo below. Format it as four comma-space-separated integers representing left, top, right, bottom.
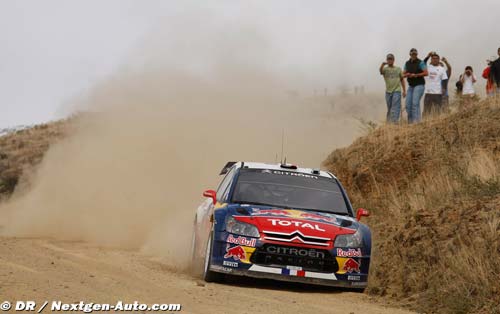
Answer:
403, 48, 428, 123
490, 47, 500, 94
424, 52, 452, 108
379, 53, 406, 124
423, 53, 448, 117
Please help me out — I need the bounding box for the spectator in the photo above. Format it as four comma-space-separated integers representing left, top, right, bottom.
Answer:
460, 66, 477, 108
423, 53, 448, 117
483, 58, 496, 97
490, 47, 500, 94
424, 52, 452, 107
403, 48, 428, 123
379, 53, 406, 123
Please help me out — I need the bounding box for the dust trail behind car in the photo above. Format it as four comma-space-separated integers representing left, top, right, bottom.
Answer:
0, 24, 383, 270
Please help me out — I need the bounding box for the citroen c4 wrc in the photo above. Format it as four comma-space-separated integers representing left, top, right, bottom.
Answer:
191, 161, 371, 290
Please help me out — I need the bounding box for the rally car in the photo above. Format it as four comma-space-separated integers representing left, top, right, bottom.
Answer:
191, 161, 371, 289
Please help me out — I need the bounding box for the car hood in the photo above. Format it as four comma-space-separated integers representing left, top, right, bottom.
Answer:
226, 204, 358, 247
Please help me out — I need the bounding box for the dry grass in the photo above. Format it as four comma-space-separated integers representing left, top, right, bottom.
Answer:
0, 119, 70, 200
324, 98, 500, 313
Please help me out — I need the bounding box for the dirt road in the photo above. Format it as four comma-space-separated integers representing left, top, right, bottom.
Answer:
0, 236, 415, 314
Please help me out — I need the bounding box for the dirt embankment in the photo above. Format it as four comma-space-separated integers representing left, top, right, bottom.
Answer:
0, 120, 69, 200
323, 99, 500, 314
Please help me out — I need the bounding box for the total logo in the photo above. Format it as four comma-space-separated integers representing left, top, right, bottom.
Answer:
267, 218, 325, 231
336, 248, 362, 258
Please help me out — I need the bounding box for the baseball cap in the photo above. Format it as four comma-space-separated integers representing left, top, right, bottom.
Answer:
410, 48, 418, 54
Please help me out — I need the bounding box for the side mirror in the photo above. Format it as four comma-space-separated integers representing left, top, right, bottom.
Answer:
356, 208, 370, 221
203, 189, 217, 205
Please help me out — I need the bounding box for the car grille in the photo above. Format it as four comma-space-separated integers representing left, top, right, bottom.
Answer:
250, 244, 338, 273
262, 230, 330, 247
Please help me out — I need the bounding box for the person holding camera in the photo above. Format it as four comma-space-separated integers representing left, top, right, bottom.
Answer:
483, 58, 496, 97
403, 48, 428, 123
460, 66, 477, 108
490, 47, 500, 94
379, 53, 406, 124
423, 53, 448, 117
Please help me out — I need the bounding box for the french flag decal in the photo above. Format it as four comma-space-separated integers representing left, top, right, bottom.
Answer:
281, 269, 305, 277
249, 265, 337, 280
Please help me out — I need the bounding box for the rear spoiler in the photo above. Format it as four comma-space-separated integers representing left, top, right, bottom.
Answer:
220, 161, 238, 175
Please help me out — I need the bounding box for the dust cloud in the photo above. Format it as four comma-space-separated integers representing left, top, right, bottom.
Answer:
0, 22, 383, 268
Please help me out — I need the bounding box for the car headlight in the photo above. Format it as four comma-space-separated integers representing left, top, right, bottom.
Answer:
226, 216, 260, 238
334, 229, 363, 247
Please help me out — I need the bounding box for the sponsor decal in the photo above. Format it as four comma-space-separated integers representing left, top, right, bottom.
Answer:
351, 281, 366, 286
347, 275, 361, 281
342, 258, 361, 273
266, 246, 325, 259
210, 265, 233, 273
267, 218, 326, 231
336, 248, 362, 258
251, 209, 338, 225
226, 234, 257, 247
223, 260, 239, 268
224, 245, 246, 261
271, 170, 319, 179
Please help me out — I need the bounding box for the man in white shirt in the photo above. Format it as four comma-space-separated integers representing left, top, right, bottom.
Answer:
423, 53, 448, 117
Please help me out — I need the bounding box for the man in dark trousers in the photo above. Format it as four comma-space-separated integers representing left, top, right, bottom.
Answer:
403, 48, 428, 123
490, 47, 500, 95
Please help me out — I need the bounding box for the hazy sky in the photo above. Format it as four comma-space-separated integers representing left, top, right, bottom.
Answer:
1, 0, 499, 128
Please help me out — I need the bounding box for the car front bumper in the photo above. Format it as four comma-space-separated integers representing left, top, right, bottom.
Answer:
209, 264, 367, 288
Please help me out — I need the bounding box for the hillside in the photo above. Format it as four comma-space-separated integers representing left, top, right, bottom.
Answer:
0, 120, 69, 200
323, 99, 500, 314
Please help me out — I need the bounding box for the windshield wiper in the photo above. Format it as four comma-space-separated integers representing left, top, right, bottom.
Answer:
232, 200, 275, 207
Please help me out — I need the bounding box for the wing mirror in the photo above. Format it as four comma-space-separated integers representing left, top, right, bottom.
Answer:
203, 189, 217, 205
356, 208, 370, 221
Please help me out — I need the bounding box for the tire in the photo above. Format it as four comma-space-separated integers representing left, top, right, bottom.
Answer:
203, 231, 224, 283
190, 217, 204, 277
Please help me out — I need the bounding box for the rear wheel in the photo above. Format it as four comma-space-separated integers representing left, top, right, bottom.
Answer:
203, 231, 224, 283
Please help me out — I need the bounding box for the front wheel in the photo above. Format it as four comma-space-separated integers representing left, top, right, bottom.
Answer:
190, 217, 204, 276
203, 231, 224, 283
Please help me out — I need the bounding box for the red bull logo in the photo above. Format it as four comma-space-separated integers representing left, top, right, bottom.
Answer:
224, 245, 246, 261
227, 234, 257, 247
257, 209, 290, 216
252, 209, 338, 224
343, 258, 361, 273
336, 248, 362, 257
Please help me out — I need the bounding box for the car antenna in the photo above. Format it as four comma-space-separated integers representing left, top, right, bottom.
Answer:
280, 128, 285, 164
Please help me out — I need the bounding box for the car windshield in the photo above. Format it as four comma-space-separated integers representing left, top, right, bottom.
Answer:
231, 168, 349, 214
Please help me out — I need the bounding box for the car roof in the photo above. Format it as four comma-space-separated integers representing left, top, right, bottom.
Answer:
232, 161, 336, 179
